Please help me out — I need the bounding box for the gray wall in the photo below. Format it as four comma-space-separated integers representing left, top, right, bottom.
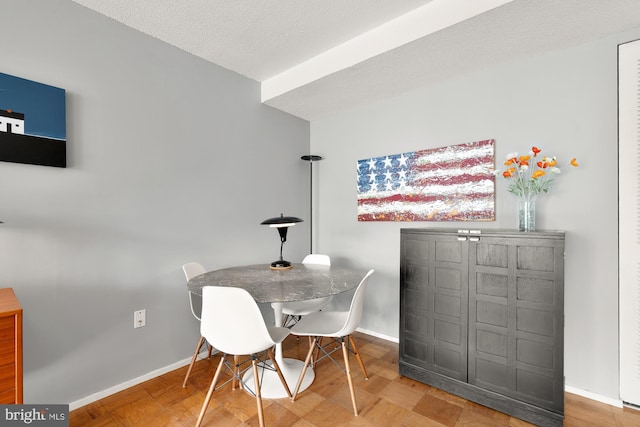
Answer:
2, 0, 634, 407
312, 28, 640, 401
0, 0, 310, 404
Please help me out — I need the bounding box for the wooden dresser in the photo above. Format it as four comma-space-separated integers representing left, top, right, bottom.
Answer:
0, 288, 22, 403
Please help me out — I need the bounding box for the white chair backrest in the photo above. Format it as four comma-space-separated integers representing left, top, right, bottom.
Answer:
201, 286, 279, 355
183, 262, 207, 321
302, 254, 331, 266
335, 269, 375, 337
183, 262, 206, 281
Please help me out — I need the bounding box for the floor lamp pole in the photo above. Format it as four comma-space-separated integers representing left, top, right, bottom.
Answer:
301, 155, 323, 254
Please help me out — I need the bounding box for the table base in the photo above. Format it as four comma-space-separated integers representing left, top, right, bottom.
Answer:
242, 357, 314, 399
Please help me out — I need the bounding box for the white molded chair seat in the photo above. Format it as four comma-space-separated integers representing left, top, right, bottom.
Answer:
291, 311, 350, 335
274, 254, 332, 326
196, 286, 292, 427
290, 269, 375, 416
181, 262, 214, 388
277, 297, 332, 316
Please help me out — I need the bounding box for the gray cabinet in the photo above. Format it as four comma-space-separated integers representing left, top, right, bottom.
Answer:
400, 228, 564, 427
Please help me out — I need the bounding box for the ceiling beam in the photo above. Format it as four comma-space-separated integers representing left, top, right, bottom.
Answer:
261, 0, 514, 104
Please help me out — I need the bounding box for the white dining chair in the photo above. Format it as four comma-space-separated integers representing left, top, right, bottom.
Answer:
195, 286, 292, 427
289, 269, 375, 416
181, 262, 214, 388
274, 254, 333, 328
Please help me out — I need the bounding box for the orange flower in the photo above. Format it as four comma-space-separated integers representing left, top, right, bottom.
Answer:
502, 167, 516, 178
499, 145, 580, 198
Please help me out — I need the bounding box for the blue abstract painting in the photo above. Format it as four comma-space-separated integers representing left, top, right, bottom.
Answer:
0, 72, 66, 167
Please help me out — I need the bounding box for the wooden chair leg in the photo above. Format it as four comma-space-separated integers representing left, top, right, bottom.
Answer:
349, 335, 369, 380
195, 354, 226, 427
207, 341, 213, 358
308, 336, 315, 365
183, 335, 205, 387
292, 337, 317, 402
232, 355, 241, 390
252, 357, 265, 427
341, 339, 358, 416
267, 347, 292, 397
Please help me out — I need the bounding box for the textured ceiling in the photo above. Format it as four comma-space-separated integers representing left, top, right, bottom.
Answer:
71, 0, 640, 120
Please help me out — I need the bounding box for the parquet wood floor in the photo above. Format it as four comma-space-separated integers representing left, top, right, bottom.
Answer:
70, 332, 640, 426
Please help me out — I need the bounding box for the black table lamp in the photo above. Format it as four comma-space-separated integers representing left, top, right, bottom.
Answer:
260, 213, 303, 270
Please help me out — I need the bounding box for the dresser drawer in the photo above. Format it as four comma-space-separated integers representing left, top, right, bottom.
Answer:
0, 386, 16, 404
0, 342, 15, 367
0, 317, 16, 342
0, 363, 14, 382
0, 289, 22, 404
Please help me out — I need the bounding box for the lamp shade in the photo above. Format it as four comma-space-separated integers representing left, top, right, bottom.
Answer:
261, 214, 303, 227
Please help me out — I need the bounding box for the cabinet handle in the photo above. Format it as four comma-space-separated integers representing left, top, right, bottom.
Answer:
457, 236, 468, 241
469, 236, 480, 242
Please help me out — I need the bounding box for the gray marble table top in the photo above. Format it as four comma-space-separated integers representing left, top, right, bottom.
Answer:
187, 263, 369, 303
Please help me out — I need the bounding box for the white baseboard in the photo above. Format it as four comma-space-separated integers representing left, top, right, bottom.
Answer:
356, 327, 399, 343
69, 351, 212, 411
565, 385, 623, 408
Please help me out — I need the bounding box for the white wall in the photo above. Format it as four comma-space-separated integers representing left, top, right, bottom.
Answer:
0, 0, 310, 404
313, 28, 640, 401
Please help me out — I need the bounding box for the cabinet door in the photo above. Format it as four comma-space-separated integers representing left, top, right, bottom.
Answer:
401, 232, 468, 380
468, 235, 564, 414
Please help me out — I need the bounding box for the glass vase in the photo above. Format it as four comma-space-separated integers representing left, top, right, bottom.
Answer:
518, 198, 536, 232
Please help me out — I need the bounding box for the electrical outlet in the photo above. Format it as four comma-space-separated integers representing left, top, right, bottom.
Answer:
134, 309, 146, 328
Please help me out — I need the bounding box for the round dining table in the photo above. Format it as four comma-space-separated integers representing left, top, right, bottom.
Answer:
187, 262, 369, 399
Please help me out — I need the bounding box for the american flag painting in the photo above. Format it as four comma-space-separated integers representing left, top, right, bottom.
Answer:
357, 139, 495, 221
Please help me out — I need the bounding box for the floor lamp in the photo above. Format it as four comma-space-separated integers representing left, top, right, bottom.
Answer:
301, 154, 322, 254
